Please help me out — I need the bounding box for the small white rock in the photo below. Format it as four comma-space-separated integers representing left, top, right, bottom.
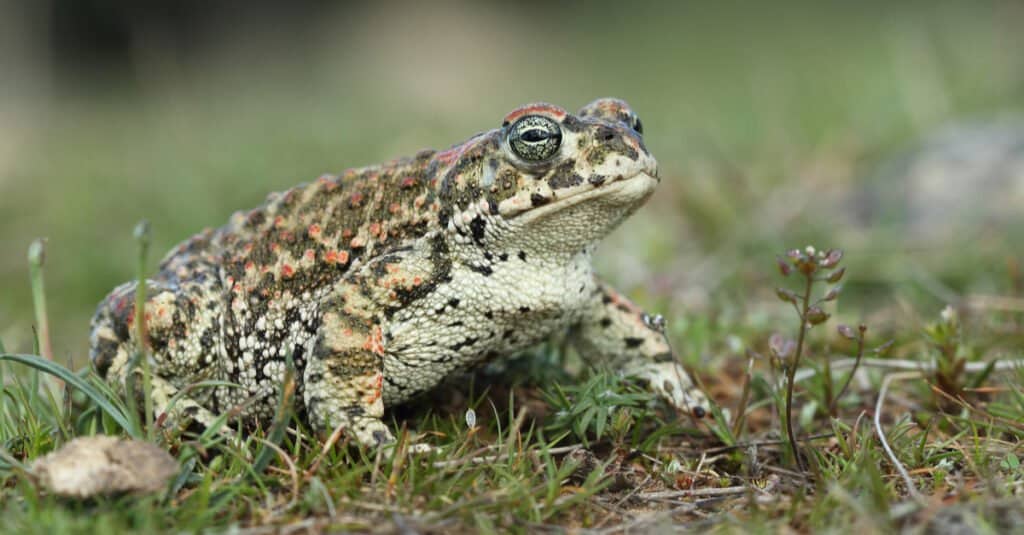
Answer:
31, 436, 179, 498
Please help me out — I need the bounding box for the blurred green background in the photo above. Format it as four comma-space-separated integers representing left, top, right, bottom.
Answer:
1, 0, 1022, 362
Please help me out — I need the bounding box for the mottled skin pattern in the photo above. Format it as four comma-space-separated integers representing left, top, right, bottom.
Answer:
90, 98, 709, 447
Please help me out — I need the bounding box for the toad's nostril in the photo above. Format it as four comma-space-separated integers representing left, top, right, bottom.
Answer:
596, 126, 616, 142
692, 406, 707, 419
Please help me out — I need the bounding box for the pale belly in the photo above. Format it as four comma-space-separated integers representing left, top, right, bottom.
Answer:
380, 252, 596, 405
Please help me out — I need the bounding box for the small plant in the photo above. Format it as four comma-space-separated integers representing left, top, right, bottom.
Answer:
544, 371, 656, 447
26, 239, 54, 366
831, 324, 894, 418
773, 246, 845, 470
925, 306, 965, 392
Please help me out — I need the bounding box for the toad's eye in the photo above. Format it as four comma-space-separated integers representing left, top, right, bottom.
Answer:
632, 116, 643, 135
508, 115, 562, 161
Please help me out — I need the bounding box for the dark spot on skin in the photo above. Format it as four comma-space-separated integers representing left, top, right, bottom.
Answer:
453, 151, 483, 177
599, 318, 613, 328
519, 306, 531, 313
372, 255, 403, 276
246, 209, 267, 227
561, 115, 583, 132
484, 311, 494, 319
596, 125, 617, 143
387, 235, 453, 315
469, 215, 487, 245
601, 293, 612, 304
503, 329, 514, 340
498, 252, 508, 261
384, 375, 404, 390
199, 328, 216, 351
530, 193, 550, 207
372, 430, 390, 445
487, 198, 499, 215
450, 337, 478, 351
589, 174, 607, 186
324, 348, 369, 378
624, 337, 644, 348
500, 172, 516, 190
547, 160, 582, 189
448, 321, 464, 327
517, 251, 527, 262
448, 298, 460, 308
92, 338, 120, 377
592, 125, 639, 160
653, 352, 675, 362
145, 332, 168, 358
467, 263, 493, 276
483, 251, 493, 261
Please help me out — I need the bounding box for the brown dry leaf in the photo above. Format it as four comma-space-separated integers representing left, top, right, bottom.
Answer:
31, 435, 179, 498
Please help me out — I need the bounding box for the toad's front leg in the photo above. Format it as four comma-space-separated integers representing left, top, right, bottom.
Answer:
570, 281, 710, 419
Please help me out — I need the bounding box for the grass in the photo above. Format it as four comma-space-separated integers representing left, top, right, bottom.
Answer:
2, 1, 1024, 532
2, 226, 1022, 533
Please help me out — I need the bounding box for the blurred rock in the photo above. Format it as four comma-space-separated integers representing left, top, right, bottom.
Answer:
31, 435, 178, 498
913, 498, 1024, 535
863, 119, 1024, 243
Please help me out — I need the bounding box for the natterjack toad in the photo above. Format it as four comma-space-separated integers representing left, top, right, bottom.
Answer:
90, 98, 709, 447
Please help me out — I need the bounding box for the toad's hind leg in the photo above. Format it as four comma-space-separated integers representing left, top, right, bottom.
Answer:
90, 274, 224, 433
303, 297, 393, 448
302, 239, 442, 449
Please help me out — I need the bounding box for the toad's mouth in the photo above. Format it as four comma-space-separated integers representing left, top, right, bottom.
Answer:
498, 172, 659, 221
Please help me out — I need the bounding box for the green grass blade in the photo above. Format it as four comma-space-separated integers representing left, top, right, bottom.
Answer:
0, 353, 136, 435
250, 357, 296, 476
